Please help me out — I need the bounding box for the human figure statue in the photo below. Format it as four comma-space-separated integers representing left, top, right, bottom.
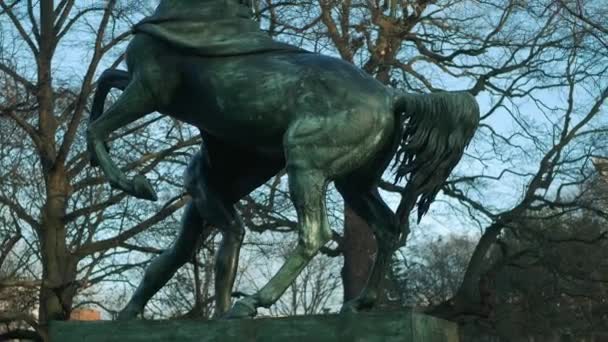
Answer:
87, 0, 480, 320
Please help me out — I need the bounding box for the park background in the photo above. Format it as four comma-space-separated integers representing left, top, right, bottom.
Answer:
0, 0, 607, 341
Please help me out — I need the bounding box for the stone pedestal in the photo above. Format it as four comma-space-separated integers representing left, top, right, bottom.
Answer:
50, 311, 459, 342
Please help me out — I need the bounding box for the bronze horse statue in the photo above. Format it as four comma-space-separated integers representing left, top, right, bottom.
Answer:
87, 0, 479, 319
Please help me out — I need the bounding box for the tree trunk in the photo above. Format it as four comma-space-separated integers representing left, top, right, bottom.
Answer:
427, 223, 502, 319
340, 34, 400, 304
36, 1, 79, 336
38, 166, 78, 331
341, 206, 376, 301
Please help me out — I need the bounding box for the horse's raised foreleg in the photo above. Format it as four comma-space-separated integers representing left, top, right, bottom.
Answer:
225, 167, 332, 318
87, 77, 157, 200
335, 180, 400, 313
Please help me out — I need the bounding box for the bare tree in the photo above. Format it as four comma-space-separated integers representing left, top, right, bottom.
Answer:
392, 175, 608, 340
255, 0, 608, 319
0, 1, 198, 339
0, 231, 40, 341
1, 1, 607, 339
394, 234, 476, 307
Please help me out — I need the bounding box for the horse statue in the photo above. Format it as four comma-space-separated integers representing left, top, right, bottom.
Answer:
87, 0, 480, 319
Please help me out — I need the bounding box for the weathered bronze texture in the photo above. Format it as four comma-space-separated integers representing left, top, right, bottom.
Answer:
51, 311, 460, 341
87, 0, 479, 320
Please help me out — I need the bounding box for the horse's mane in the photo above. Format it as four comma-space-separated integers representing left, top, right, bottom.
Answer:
132, 0, 305, 57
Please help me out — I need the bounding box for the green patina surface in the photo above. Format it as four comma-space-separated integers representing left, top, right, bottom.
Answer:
132, 0, 304, 56
50, 311, 458, 342
88, 0, 480, 321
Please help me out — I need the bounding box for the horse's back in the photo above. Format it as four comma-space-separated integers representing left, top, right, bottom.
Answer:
126, 35, 395, 152
196, 53, 393, 145
127, 34, 390, 112
187, 52, 392, 114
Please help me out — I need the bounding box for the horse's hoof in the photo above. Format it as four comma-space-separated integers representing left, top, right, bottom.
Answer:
132, 175, 158, 201
116, 308, 140, 321
339, 301, 360, 314
340, 292, 377, 314
223, 299, 257, 319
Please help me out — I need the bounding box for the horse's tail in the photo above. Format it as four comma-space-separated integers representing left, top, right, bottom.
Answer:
391, 91, 480, 224
89, 69, 130, 166
90, 69, 130, 124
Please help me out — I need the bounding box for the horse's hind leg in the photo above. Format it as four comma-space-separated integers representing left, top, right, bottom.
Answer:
225, 104, 394, 318
226, 166, 332, 318
87, 76, 158, 200
225, 123, 336, 318
335, 177, 400, 313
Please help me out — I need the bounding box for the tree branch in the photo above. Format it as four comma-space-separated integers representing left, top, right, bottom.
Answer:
57, 0, 119, 165
0, 0, 39, 56
74, 197, 188, 257
0, 195, 40, 231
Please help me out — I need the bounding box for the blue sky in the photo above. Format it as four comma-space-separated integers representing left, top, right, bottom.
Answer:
2, 0, 606, 318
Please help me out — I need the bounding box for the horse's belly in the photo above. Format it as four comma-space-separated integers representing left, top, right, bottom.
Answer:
205, 111, 288, 143
167, 83, 290, 144
174, 105, 289, 148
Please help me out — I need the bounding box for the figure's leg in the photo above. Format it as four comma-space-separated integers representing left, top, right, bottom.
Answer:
212, 211, 244, 317
118, 202, 211, 320
190, 136, 285, 318
118, 137, 284, 320
335, 179, 400, 313
87, 77, 158, 200
186, 157, 244, 318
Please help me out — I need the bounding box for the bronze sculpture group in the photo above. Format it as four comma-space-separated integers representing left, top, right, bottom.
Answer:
87, 0, 480, 320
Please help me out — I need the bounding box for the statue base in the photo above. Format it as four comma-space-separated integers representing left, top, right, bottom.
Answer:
50, 310, 459, 341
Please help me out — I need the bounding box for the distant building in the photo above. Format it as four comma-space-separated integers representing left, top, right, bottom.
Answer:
70, 308, 101, 321
593, 157, 608, 183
